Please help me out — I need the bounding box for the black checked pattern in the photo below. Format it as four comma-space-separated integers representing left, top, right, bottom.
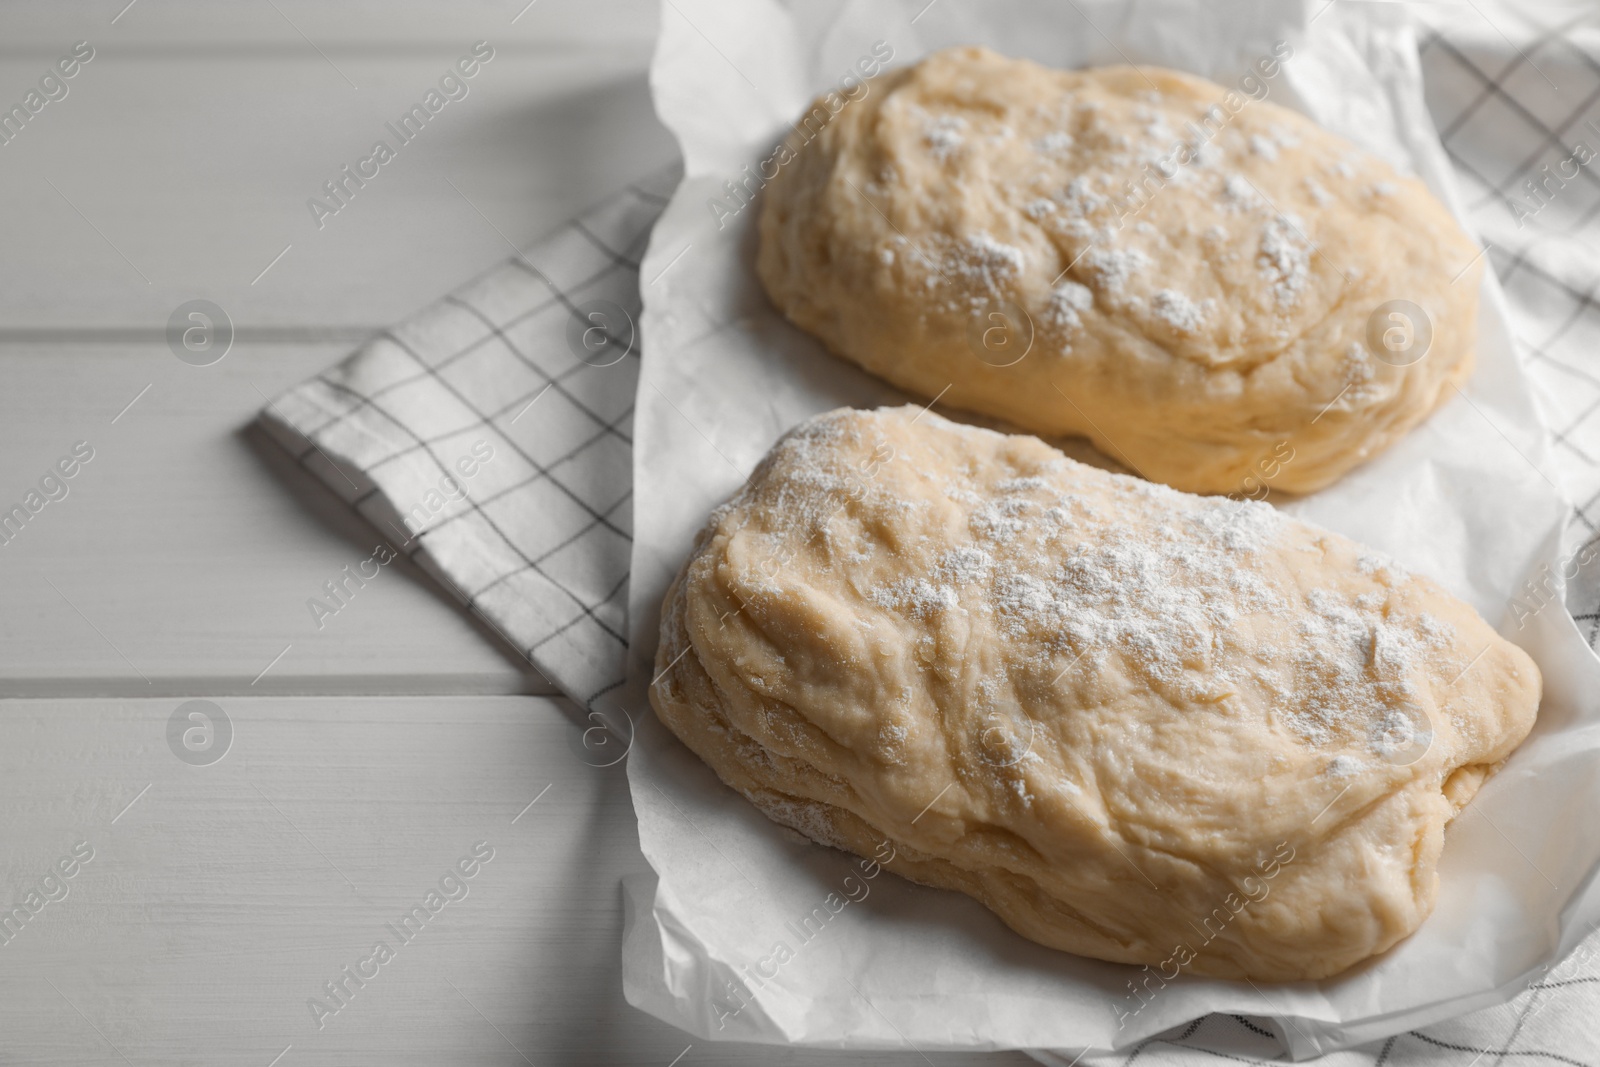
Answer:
1421, 19, 1600, 649
259, 11, 1600, 1060
259, 163, 679, 710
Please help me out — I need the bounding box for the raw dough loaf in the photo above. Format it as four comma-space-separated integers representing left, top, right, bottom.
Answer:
650, 406, 1540, 981
756, 47, 1484, 495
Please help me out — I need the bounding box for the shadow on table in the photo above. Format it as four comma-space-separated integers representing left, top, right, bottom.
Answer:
239, 419, 563, 696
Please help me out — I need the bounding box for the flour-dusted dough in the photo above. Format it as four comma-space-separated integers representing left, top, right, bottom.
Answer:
650, 406, 1539, 981
756, 48, 1483, 495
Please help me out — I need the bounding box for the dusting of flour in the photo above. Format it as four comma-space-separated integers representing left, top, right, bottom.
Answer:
746, 411, 1459, 759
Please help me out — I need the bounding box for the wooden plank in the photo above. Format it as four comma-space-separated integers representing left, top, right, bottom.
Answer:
0, 45, 677, 331
0, 0, 663, 49
0, 695, 1034, 1066
0, 344, 558, 693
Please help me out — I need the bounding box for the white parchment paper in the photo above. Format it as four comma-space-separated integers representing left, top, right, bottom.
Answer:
619, 0, 1600, 1056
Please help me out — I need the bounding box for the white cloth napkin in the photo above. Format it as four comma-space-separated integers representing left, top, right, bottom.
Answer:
259, 6, 1600, 1060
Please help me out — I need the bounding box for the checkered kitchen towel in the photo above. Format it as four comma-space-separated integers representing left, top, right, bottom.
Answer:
258, 165, 675, 709
258, 10, 1600, 1063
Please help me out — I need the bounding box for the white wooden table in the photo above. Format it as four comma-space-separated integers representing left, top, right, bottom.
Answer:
0, 3, 1034, 1063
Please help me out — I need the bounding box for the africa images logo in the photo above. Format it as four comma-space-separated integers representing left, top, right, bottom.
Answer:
307, 42, 495, 230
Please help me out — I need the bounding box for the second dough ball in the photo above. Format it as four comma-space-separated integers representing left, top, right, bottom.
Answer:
755, 47, 1483, 495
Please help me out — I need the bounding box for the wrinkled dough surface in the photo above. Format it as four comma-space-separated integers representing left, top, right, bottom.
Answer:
651, 406, 1540, 981
756, 47, 1483, 495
